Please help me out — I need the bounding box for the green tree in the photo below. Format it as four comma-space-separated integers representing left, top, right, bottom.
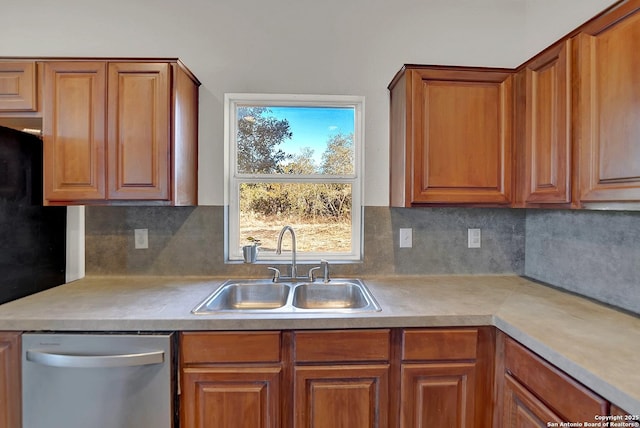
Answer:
319, 133, 354, 220
283, 147, 318, 175
321, 133, 354, 175
237, 107, 292, 173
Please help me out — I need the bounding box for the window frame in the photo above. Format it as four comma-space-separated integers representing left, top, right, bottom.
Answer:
224, 93, 365, 263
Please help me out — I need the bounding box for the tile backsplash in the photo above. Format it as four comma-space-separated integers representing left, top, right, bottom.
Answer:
85, 206, 525, 277
84, 205, 639, 314
525, 209, 640, 314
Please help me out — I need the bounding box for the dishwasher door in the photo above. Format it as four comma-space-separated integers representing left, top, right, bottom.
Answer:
22, 333, 173, 428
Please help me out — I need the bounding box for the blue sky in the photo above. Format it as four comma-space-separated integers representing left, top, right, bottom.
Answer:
268, 106, 354, 165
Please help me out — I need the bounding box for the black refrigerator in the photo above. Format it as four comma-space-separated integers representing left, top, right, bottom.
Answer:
0, 125, 66, 305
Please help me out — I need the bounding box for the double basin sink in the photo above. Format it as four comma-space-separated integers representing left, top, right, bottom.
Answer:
192, 278, 381, 314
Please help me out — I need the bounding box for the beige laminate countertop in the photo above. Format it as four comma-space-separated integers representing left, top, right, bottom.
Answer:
0, 274, 638, 414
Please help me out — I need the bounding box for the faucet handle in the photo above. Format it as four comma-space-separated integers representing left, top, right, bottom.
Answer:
267, 267, 281, 282
308, 266, 321, 282
320, 259, 330, 283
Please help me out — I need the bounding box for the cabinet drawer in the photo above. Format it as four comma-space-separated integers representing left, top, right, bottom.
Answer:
504, 337, 607, 423
0, 61, 36, 111
181, 331, 281, 364
402, 328, 478, 361
294, 329, 390, 362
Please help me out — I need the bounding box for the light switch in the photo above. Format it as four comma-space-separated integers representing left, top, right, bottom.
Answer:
134, 229, 149, 249
399, 228, 412, 248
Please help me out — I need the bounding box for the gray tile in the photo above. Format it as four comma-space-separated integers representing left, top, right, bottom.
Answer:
525, 209, 640, 314
389, 207, 525, 274
86, 206, 525, 277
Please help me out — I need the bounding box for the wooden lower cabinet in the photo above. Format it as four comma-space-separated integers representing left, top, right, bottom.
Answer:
180, 331, 283, 428
399, 328, 494, 428
292, 329, 391, 428
293, 365, 389, 428
181, 366, 281, 428
180, 328, 493, 428
0, 332, 21, 428
496, 331, 609, 427
401, 362, 476, 428
181, 328, 632, 428
503, 373, 562, 427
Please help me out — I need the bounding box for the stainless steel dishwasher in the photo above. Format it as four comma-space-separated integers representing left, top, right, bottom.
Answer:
22, 333, 174, 428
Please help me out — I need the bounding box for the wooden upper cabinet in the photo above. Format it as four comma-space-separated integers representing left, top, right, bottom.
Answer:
41, 58, 199, 206
515, 39, 572, 206
0, 62, 36, 112
575, 3, 640, 203
43, 62, 107, 202
389, 66, 513, 206
107, 62, 170, 200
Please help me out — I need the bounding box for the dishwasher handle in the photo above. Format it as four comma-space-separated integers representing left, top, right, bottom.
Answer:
26, 349, 164, 368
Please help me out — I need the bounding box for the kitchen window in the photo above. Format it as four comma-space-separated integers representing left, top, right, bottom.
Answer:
225, 93, 364, 262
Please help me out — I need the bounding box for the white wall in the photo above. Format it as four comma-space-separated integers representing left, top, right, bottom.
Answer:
523, 0, 619, 60
0, 0, 617, 206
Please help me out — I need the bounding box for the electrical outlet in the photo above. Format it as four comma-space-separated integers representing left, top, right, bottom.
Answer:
134, 229, 149, 249
468, 228, 481, 248
399, 228, 412, 248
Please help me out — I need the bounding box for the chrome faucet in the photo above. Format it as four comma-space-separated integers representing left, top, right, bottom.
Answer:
276, 225, 297, 279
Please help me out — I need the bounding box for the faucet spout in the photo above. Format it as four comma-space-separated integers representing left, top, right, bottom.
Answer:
276, 225, 297, 279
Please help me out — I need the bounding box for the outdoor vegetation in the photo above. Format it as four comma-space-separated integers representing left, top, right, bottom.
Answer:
237, 107, 353, 253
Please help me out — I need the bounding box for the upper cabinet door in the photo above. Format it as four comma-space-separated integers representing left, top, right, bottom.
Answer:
107, 62, 170, 200
389, 67, 513, 206
43, 62, 107, 202
576, 6, 640, 203
0, 62, 36, 112
518, 40, 572, 205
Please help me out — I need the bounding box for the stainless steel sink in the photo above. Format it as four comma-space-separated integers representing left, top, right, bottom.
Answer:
292, 282, 370, 309
192, 281, 290, 312
191, 278, 381, 314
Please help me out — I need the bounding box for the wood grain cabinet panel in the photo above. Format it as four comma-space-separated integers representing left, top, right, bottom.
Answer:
497, 334, 608, 424
0, 62, 36, 111
401, 362, 476, 428
294, 329, 390, 362
43, 61, 107, 202
181, 331, 281, 364
575, 5, 640, 203
516, 39, 572, 206
502, 373, 562, 428
293, 365, 389, 428
181, 366, 281, 428
292, 329, 390, 428
0, 332, 21, 428
389, 66, 513, 206
42, 59, 198, 206
107, 62, 170, 200
180, 332, 282, 428
399, 328, 492, 428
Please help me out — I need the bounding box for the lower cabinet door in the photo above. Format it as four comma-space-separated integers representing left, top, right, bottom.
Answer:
181, 366, 281, 428
400, 362, 476, 428
0, 332, 21, 428
293, 364, 389, 428
503, 374, 562, 428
